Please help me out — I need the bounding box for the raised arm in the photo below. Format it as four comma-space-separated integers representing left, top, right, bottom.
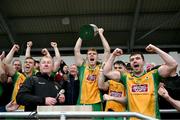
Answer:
145, 44, 178, 78
2, 45, 19, 76
41, 48, 51, 57
3, 53, 16, 77
0, 53, 6, 83
98, 28, 111, 62
25, 41, 33, 58
74, 37, 84, 66
4, 44, 19, 64
98, 65, 109, 91
103, 48, 123, 81
0, 60, 16, 78
0, 51, 5, 61
4, 62, 16, 77
51, 42, 61, 72
158, 86, 180, 111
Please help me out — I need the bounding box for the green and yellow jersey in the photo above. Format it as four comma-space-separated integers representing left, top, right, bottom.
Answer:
121, 69, 161, 119
105, 80, 126, 112
12, 72, 26, 110
77, 64, 103, 105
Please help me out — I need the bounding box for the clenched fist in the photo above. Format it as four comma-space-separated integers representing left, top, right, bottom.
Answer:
51, 42, 57, 48
145, 44, 158, 53
112, 48, 123, 56
98, 28, 104, 34
12, 44, 20, 52
27, 41, 33, 48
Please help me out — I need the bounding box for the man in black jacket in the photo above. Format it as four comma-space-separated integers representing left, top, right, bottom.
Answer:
16, 56, 65, 111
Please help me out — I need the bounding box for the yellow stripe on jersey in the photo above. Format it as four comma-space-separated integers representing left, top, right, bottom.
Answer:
12, 72, 26, 110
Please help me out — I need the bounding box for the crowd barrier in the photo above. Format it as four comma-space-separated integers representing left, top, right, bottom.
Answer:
0, 109, 178, 120
0, 111, 157, 120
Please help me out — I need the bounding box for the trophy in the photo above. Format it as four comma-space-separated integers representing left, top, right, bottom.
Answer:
79, 24, 98, 40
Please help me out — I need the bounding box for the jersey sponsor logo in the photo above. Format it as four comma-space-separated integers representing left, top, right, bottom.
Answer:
131, 84, 148, 93
86, 74, 97, 82
110, 91, 123, 97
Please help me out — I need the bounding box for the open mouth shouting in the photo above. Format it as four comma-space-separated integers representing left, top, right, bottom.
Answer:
90, 58, 95, 62
24, 65, 31, 72
88, 57, 96, 66
132, 63, 140, 71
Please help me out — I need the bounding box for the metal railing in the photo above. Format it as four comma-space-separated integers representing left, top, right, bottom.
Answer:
0, 111, 158, 120
160, 109, 178, 113
0, 109, 178, 120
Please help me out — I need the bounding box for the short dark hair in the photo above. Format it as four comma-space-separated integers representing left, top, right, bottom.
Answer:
35, 60, 40, 64
25, 56, 35, 61
113, 60, 126, 67
25, 57, 35, 65
130, 51, 144, 61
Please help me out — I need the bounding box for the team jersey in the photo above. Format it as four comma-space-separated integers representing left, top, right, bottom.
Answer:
12, 72, 26, 110
105, 80, 126, 112
77, 64, 102, 104
121, 69, 161, 119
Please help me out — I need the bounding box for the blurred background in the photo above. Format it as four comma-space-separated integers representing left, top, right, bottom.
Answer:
0, 0, 180, 56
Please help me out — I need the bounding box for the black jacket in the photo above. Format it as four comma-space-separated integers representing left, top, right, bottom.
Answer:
16, 72, 63, 111
64, 74, 79, 105
159, 74, 180, 119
